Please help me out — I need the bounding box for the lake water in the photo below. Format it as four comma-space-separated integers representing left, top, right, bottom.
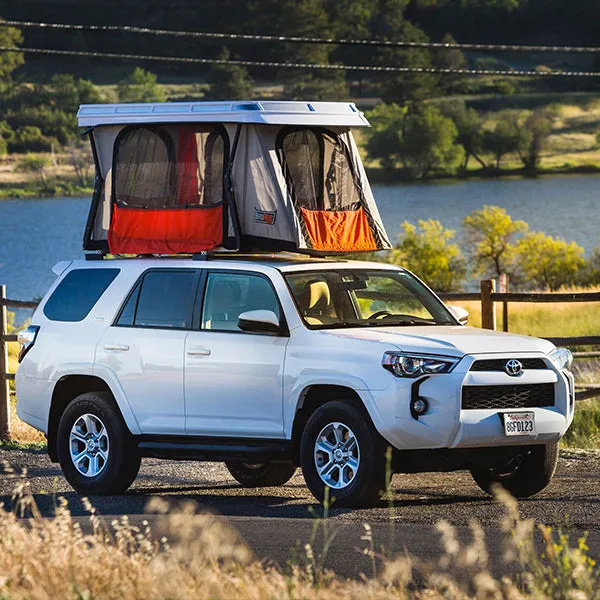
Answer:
1, 174, 599, 303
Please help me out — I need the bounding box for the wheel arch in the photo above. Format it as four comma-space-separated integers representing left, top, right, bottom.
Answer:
47, 374, 137, 462
290, 384, 372, 464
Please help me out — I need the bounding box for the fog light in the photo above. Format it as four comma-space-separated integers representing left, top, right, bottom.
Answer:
411, 398, 428, 415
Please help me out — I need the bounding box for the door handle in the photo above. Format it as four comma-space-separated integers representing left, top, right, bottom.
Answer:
186, 346, 211, 356
103, 344, 130, 352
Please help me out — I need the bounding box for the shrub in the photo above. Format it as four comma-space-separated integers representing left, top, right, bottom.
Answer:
516, 232, 585, 291
117, 68, 166, 103
9, 126, 58, 153
392, 219, 467, 292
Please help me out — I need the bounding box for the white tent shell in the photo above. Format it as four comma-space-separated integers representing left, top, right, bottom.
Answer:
78, 101, 391, 255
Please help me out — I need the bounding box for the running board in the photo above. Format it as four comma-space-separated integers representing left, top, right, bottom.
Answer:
136, 435, 293, 462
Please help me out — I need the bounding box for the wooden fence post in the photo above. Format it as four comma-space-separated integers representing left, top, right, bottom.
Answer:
499, 273, 509, 332
481, 279, 497, 331
0, 285, 10, 439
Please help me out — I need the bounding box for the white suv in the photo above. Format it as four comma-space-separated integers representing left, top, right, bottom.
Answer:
16, 255, 574, 507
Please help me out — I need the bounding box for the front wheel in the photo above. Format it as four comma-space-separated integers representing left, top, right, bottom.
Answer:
300, 400, 387, 508
470, 442, 559, 498
225, 461, 297, 487
57, 391, 141, 495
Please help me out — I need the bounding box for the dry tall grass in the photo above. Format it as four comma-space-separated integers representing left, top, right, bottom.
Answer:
0, 468, 598, 600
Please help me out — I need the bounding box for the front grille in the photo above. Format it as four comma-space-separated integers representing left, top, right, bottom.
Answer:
470, 358, 547, 372
462, 383, 554, 410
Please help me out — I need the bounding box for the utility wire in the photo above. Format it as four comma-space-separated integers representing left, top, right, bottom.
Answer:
1, 45, 599, 77
1, 18, 600, 55
0, 44, 597, 78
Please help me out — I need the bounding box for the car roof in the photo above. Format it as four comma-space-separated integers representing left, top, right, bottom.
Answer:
55, 254, 402, 276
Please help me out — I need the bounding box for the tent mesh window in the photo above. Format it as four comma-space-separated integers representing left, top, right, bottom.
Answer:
279, 128, 361, 212
113, 125, 227, 209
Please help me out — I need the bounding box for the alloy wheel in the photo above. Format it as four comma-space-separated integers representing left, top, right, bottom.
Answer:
69, 413, 110, 478
313, 421, 360, 489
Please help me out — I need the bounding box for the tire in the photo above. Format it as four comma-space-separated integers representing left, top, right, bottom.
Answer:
57, 391, 141, 495
300, 400, 387, 508
225, 461, 297, 487
470, 442, 559, 498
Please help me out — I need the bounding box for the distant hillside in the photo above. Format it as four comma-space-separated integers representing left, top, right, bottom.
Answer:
1, 0, 598, 84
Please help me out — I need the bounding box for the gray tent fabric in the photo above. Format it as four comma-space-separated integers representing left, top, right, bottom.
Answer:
85, 122, 391, 254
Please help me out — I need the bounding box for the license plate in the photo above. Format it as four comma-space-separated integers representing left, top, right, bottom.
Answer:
503, 411, 536, 436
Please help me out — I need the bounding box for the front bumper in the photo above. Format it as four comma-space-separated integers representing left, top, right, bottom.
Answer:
370, 352, 574, 451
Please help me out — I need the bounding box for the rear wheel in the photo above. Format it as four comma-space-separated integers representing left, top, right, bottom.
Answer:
225, 461, 297, 487
300, 400, 387, 508
57, 391, 141, 494
470, 442, 559, 498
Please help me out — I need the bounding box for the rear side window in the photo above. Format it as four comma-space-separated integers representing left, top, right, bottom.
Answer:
116, 270, 197, 329
44, 269, 120, 322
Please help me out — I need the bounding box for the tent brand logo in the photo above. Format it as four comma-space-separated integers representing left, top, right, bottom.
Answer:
255, 209, 277, 225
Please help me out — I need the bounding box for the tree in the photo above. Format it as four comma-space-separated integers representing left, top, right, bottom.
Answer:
433, 33, 467, 94
117, 68, 166, 103
365, 103, 407, 170
581, 246, 600, 287
398, 104, 464, 178
50, 74, 105, 114
66, 141, 94, 187
462, 205, 528, 278
484, 111, 521, 170
16, 154, 52, 190
516, 109, 555, 174
516, 232, 585, 291
365, 103, 464, 176
440, 101, 486, 169
206, 49, 254, 100
391, 219, 467, 291
0, 23, 24, 86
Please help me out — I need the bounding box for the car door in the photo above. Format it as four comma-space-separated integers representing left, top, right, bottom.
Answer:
184, 270, 288, 438
95, 268, 200, 434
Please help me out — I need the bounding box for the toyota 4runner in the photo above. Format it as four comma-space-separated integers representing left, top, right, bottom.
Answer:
16, 255, 575, 507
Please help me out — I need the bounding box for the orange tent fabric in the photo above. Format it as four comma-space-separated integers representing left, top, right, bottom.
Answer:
108, 204, 223, 254
301, 207, 377, 252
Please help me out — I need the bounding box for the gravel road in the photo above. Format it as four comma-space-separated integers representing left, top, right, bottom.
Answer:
1, 447, 599, 577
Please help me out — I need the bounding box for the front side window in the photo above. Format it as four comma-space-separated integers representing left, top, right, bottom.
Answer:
285, 269, 455, 329
279, 128, 361, 212
117, 270, 197, 329
202, 272, 280, 332
114, 125, 227, 209
44, 269, 120, 322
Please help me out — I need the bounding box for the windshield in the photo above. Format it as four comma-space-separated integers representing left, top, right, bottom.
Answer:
284, 269, 456, 329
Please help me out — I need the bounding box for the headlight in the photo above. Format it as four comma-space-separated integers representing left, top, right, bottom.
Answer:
548, 347, 573, 371
382, 352, 459, 378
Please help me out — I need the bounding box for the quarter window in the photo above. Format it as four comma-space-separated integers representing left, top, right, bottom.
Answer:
117, 270, 197, 329
44, 269, 120, 322
202, 272, 280, 332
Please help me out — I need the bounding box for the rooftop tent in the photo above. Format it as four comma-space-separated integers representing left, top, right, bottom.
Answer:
78, 101, 392, 255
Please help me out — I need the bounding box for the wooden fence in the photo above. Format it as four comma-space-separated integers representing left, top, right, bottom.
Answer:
1, 280, 599, 438
0, 285, 38, 439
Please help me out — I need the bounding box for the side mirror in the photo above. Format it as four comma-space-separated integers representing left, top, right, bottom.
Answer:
448, 306, 469, 325
238, 310, 282, 334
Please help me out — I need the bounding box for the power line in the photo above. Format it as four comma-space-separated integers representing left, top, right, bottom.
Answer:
1, 45, 599, 77
1, 18, 600, 55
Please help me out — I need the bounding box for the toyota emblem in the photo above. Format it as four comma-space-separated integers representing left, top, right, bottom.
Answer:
505, 359, 523, 376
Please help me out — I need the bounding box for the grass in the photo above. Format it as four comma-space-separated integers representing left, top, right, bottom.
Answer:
0, 473, 598, 599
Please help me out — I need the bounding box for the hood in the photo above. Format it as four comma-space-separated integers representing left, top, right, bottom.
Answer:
323, 326, 555, 358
